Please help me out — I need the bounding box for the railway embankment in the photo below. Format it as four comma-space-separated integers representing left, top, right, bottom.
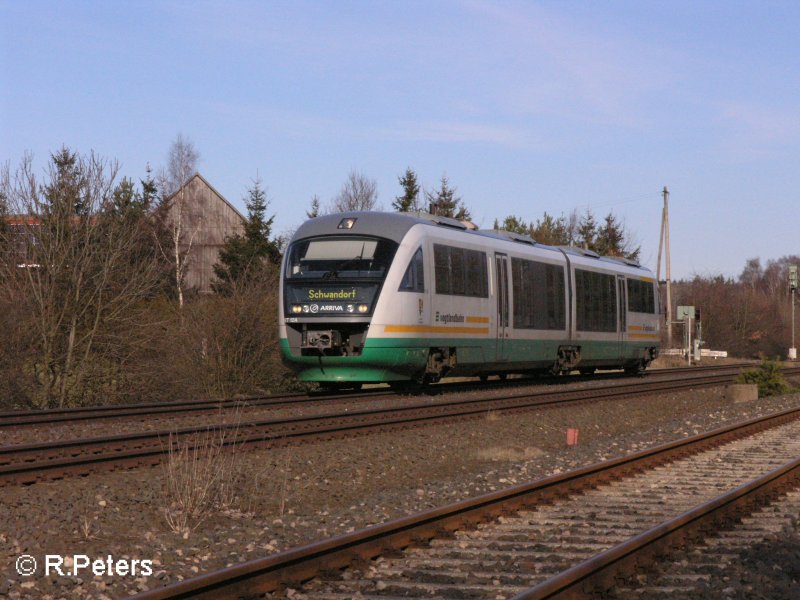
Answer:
3, 380, 800, 599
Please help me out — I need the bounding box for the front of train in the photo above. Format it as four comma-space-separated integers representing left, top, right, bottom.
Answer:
279, 212, 421, 386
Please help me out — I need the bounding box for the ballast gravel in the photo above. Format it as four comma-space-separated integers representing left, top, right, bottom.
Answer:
2, 374, 800, 599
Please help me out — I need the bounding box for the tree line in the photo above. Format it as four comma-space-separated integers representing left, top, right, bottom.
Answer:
672, 256, 800, 359
0, 138, 287, 409
9, 138, 778, 410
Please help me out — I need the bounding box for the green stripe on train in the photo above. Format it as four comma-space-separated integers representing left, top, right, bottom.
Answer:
280, 337, 656, 383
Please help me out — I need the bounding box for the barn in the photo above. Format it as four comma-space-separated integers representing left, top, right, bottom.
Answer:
161, 172, 246, 294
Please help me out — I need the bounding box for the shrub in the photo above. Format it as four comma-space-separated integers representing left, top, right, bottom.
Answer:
736, 358, 792, 397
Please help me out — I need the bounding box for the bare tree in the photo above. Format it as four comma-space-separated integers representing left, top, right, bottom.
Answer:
156, 134, 201, 308
329, 170, 378, 212
0, 149, 165, 408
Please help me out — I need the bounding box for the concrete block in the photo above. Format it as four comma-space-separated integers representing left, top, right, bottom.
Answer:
727, 384, 758, 403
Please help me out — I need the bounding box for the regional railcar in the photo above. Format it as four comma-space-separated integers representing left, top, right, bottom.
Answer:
279, 211, 660, 387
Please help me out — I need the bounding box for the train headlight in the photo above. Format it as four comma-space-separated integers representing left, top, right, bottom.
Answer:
357, 304, 369, 313
291, 305, 303, 314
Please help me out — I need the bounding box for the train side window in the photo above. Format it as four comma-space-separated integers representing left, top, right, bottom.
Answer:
511, 258, 566, 330
399, 247, 425, 292
433, 244, 488, 298
575, 269, 617, 332
627, 279, 656, 313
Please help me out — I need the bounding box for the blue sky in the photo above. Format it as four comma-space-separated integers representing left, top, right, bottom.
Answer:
2, 1, 800, 280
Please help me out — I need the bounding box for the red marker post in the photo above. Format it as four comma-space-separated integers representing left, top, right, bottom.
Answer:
566, 428, 579, 446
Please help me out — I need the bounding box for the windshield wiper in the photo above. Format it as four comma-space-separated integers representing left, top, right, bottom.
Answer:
322, 244, 368, 280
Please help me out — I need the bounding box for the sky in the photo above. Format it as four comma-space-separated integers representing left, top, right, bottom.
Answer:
2, 0, 800, 281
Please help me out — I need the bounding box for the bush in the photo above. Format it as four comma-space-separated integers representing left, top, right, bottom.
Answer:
736, 358, 792, 397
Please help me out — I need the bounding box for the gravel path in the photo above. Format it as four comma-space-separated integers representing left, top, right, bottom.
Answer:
1, 382, 799, 599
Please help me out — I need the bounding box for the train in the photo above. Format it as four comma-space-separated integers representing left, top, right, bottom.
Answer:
279, 211, 660, 388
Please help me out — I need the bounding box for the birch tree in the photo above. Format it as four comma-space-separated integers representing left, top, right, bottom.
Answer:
156, 134, 201, 308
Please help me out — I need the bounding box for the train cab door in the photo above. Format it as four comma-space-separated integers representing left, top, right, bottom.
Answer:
617, 276, 627, 361
495, 253, 510, 361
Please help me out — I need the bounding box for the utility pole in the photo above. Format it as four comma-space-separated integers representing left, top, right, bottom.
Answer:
657, 186, 673, 347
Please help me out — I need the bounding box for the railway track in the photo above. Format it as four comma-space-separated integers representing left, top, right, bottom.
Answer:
129, 406, 800, 600
0, 367, 762, 486
0, 363, 762, 429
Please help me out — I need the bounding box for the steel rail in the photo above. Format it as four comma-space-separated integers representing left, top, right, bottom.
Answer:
0, 363, 763, 428
128, 406, 800, 600
0, 370, 754, 486
513, 454, 800, 599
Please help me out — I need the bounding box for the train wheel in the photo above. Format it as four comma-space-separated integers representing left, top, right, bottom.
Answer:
624, 361, 647, 376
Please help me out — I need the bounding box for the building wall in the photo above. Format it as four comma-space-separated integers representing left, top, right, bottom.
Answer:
164, 173, 246, 293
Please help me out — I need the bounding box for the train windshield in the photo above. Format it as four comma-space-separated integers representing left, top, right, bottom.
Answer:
286, 236, 398, 280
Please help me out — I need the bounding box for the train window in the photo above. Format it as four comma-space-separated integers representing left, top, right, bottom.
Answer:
575, 269, 617, 332
511, 258, 566, 330
286, 236, 398, 280
433, 244, 488, 298
627, 279, 656, 313
399, 247, 425, 292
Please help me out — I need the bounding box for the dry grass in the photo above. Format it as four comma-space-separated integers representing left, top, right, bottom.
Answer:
160, 409, 298, 536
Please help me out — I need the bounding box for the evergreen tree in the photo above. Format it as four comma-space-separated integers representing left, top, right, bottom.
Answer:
425, 175, 470, 221
109, 177, 144, 217
45, 147, 86, 217
212, 175, 281, 294
140, 164, 158, 211
499, 215, 529, 234
307, 195, 321, 218
532, 212, 570, 246
393, 167, 420, 212
595, 212, 640, 260
104, 172, 173, 298
577, 210, 597, 250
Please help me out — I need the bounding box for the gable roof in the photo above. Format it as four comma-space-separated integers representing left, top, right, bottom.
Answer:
165, 172, 246, 223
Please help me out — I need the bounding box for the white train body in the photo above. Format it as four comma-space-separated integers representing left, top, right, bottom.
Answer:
279, 211, 660, 384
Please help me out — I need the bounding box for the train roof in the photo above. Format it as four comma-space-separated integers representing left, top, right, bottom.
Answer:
292, 211, 431, 244
291, 211, 652, 275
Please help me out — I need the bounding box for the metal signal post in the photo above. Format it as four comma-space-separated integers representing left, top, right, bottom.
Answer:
790, 266, 798, 360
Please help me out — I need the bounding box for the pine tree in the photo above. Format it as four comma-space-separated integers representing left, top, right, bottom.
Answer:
393, 167, 420, 212
577, 210, 597, 250
140, 164, 158, 211
499, 215, 529, 234
212, 175, 281, 294
595, 212, 640, 260
307, 195, 321, 218
425, 175, 470, 220
529, 212, 573, 246
45, 147, 86, 217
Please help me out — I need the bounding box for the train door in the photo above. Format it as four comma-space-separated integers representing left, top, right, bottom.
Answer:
617, 276, 627, 361
495, 253, 510, 361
